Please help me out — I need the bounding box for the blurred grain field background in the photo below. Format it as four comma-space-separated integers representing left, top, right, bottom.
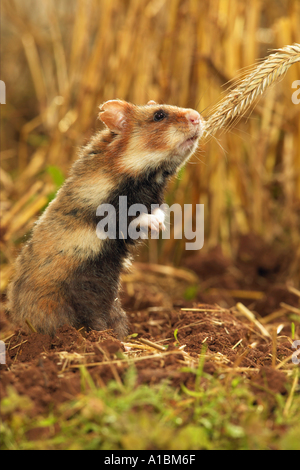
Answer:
1, 0, 300, 293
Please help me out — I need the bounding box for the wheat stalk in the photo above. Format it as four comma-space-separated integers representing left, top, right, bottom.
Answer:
204, 43, 300, 136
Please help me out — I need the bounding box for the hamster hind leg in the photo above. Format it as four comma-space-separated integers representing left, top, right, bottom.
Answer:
106, 297, 129, 340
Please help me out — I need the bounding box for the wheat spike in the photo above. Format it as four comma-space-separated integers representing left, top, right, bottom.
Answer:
204, 43, 300, 136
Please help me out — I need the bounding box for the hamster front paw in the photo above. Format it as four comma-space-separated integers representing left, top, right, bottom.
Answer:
131, 208, 166, 239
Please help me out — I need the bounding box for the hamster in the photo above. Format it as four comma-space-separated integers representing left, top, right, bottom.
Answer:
6, 99, 204, 339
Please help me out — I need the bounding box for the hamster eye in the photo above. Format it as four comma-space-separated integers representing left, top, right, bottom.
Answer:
153, 110, 167, 122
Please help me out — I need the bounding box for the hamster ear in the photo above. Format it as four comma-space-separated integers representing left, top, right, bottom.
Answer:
99, 100, 128, 133
147, 100, 157, 105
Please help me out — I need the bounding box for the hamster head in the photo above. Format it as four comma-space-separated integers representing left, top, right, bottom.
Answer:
99, 99, 205, 176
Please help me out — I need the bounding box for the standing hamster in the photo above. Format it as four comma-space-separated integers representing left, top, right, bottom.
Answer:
7, 100, 204, 339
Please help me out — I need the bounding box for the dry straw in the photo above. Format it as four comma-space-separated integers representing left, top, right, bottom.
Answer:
204, 43, 300, 136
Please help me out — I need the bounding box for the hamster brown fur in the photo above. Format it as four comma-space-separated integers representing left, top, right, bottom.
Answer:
6, 100, 204, 339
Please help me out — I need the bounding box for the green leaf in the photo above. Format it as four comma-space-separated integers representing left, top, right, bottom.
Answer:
47, 165, 65, 188
225, 422, 245, 439
184, 285, 198, 300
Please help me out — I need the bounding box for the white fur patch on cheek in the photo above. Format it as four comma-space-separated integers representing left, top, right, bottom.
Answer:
120, 139, 170, 174
166, 125, 183, 148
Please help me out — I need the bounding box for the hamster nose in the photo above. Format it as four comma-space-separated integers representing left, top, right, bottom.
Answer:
185, 110, 201, 125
